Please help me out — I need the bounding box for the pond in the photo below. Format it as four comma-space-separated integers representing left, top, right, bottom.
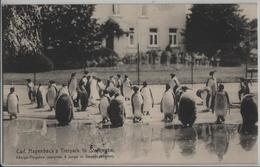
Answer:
3, 119, 258, 165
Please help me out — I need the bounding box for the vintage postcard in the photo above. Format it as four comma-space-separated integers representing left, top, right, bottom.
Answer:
1, 0, 259, 166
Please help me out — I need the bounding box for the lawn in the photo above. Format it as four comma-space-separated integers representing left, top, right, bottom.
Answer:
2, 64, 254, 85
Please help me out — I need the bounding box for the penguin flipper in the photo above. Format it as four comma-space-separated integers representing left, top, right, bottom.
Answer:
131, 94, 135, 115
149, 88, 154, 107
160, 98, 163, 113
6, 94, 10, 110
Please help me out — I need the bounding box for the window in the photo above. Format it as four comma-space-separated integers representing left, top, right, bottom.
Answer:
112, 4, 120, 15
129, 28, 135, 46
149, 28, 158, 47
141, 5, 147, 16
169, 28, 177, 47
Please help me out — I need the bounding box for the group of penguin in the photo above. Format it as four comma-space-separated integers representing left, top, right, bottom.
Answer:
6, 72, 258, 130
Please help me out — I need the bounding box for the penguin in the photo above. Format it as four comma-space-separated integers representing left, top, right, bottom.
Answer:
107, 90, 126, 127
99, 90, 110, 124
238, 78, 251, 101
79, 75, 87, 89
206, 71, 218, 112
7, 87, 19, 120
96, 78, 105, 97
160, 84, 176, 123
240, 94, 258, 130
178, 87, 196, 127
68, 72, 78, 107
131, 86, 144, 123
77, 86, 89, 111
26, 79, 36, 103
57, 84, 70, 98
55, 94, 74, 126
168, 73, 181, 94
122, 75, 132, 101
140, 81, 154, 116
214, 84, 230, 124
46, 81, 58, 111
89, 75, 100, 104
116, 74, 122, 89
196, 87, 211, 112
36, 84, 44, 108
109, 75, 116, 87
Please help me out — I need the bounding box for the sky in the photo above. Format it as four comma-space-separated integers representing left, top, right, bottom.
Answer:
239, 4, 257, 20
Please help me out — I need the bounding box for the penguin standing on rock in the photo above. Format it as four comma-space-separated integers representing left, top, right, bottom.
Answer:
131, 86, 144, 123
55, 94, 74, 126
178, 86, 197, 127
160, 84, 176, 123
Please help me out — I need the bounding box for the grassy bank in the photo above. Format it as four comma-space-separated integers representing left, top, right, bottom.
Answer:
3, 64, 254, 85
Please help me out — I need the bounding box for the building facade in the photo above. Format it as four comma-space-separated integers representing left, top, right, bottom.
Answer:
93, 4, 187, 57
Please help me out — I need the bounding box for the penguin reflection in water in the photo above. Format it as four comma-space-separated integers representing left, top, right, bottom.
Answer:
214, 84, 230, 124
131, 86, 144, 123
238, 123, 258, 152
160, 84, 176, 123
206, 125, 229, 162
176, 126, 197, 158
7, 87, 19, 120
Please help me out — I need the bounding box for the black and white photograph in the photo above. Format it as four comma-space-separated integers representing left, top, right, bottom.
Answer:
1, 0, 259, 165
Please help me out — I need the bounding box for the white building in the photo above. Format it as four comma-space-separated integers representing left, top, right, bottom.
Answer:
93, 4, 188, 57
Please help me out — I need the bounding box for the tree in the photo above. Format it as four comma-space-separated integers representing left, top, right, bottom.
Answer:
3, 5, 44, 69
183, 4, 249, 65
3, 5, 54, 83
100, 18, 125, 50
40, 5, 102, 69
